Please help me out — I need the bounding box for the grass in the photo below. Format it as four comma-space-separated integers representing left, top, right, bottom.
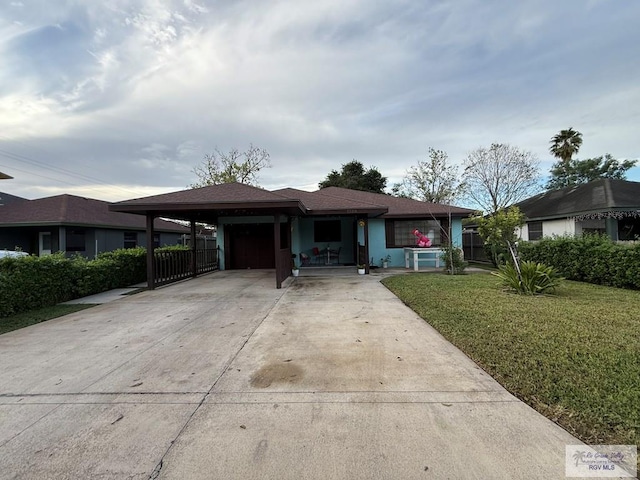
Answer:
0, 304, 98, 335
382, 272, 640, 457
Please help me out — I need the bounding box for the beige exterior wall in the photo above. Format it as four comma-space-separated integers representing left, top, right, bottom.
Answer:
543, 218, 576, 237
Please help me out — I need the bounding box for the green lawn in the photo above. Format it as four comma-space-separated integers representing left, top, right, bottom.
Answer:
382, 272, 640, 453
0, 304, 98, 335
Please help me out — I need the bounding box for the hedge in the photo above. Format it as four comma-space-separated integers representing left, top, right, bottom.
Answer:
518, 235, 640, 290
0, 248, 147, 318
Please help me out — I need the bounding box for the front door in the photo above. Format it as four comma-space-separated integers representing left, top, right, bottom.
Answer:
227, 223, 275, 269
39, 232, 52, 256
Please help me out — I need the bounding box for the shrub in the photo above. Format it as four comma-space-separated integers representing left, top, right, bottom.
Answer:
493, 260, 563, 295
440, 245, 468, 274
518, 235, 640, 290
0, 248, 148, 318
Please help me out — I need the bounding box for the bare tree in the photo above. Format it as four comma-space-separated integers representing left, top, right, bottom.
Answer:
190, 144, 271, 188
393, 148, 464, 204
462, 143, 540, 214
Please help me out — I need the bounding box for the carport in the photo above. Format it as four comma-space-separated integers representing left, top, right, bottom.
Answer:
110, 183, 306, 289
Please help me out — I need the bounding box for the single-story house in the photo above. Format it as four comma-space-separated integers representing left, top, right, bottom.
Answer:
110, 183, 475, 288
0, 193, 190, 257
515, 178, 640, 242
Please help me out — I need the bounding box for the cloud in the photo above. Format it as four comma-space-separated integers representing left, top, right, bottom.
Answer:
0, 0, 639, 201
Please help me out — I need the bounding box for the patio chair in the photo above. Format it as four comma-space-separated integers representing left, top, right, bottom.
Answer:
328, 246, 341, 264
312, 247, 323, 265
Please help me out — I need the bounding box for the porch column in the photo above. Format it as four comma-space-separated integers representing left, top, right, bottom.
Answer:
363, 217, 370, 274
605, 217, 619, 241
274, 214, 282, 288
190, 220, 197, 278
146, 214, 156, 290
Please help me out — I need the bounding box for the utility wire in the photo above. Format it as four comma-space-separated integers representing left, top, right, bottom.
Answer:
0, 147, 146, 197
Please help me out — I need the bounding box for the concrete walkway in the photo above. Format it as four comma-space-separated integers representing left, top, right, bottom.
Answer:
0, 270, 583, 479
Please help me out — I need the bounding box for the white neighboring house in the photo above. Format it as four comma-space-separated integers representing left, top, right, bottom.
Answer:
514, 179, 640, 242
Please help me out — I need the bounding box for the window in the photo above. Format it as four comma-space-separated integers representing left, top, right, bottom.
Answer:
124, 232, 137, 249
314, 220, 341, 242
528, 221, 543, 241
66, 229, 86, 252
385, 219, 441, 247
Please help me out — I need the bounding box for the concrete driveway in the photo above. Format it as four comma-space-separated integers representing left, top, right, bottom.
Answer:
0, 270, 582, 479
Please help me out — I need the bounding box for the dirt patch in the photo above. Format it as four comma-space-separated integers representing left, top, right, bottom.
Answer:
250, 362, 304, 388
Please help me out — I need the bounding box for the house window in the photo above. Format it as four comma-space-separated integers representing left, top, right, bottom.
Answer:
385, 219, 441, 247
528, 221, 543, 241
66, 229, 86, 252
124, 232, 137, 249
153, 233, 161, 248
314, 220, 341, 242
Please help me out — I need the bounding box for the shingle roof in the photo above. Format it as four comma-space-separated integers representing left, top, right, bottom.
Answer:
0, 172, 13, 180
118, 182, 291, 205
272, 187, 388, 215
314, 187, 476, 217
515, 179, 640, 220
0, 194, 189, 232
111, 183, 475, 219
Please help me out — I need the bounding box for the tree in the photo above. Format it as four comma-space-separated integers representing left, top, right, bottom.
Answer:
462, 143, 540, 214
319, 160, 387, 193
392, 148, 464, 204
546, 154, 637, 190
549, 128, 583, 164
474, 206, 525, 266
190, 144, 271, 188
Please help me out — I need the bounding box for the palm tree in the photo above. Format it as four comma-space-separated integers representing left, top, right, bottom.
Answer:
549, 128, 583, 163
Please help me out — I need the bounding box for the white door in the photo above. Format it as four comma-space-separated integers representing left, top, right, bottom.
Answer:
39, 232, 52, 256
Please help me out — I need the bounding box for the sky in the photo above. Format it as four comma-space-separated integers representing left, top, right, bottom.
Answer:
1, 0, 639, 204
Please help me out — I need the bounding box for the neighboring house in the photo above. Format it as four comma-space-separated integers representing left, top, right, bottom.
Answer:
110, 182, 475, 287
0, 192, 27, 207
0, 193, 189, 257
515, 179, 640, 242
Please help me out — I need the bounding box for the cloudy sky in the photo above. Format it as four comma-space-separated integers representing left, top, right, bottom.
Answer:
1, 0, 639, 203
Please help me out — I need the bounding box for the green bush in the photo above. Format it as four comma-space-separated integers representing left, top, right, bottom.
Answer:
518, 235, 640, 290
440, 245, 468, 274
0, 253, 76, 317
0, 248, 148, 318
493, 261, 563, 295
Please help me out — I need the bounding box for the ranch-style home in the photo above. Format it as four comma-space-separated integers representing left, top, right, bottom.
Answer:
515, 179, 640, 242
110, 183, 475, 288
0, 193, 189, 257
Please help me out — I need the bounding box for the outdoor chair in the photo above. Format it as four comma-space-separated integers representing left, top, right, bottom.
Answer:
312, 247, 323, 265
328, 246, 341, 264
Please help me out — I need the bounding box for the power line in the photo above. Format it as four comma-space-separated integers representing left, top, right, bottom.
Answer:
0, 147, 145, 197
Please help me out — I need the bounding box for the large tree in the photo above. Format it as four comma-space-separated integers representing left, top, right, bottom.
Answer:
319, 160, 387, 193
549, 128, 583, 164
546, 154, 638, 190
462, 143, 540, 214
190, 144, 271, 188
392, 147, 464, 204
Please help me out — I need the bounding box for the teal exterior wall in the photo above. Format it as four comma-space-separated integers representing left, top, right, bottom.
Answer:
217, 214, 464, 270
359, 217, 464, 268
295, 216, 356, 265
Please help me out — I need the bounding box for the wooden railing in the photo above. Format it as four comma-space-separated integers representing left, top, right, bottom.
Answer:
154, 248, 218, 287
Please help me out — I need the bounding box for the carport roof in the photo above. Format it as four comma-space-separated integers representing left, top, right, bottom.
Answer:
110, 182, 475, 221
